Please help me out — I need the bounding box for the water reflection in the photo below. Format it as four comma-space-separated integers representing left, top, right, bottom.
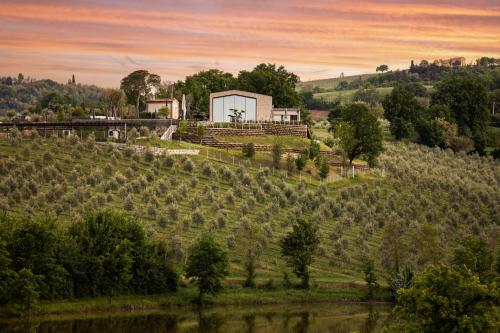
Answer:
0, 303, 391, 333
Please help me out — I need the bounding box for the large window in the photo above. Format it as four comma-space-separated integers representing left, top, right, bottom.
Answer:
212, 95, 257, 122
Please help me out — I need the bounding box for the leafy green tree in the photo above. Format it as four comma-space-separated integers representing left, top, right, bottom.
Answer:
103, 88, 126, 118
242, 142, 255, 158
285, 154, 296, 176
380, 220, 407, 272
376, 64, 389, 73
331, 104, 383, 166
280, 219, 320, 288
295, 153, 307, 172
393, 265, 499, 333
196, 124, 205, 144
362, 257, 378, 300
177, 120, 188, 141
14, 268, 40, 315
101, 240, 133, 298
0, 242, 16, 304
382, 84, 425, 140
431, 75, 491, 153
319, 157, 329, 179
8, 217, 73, 299
453, 236, 494, 283
239, 223, 264, 288
272, 144, 282, 169
176, 69, 236, 119
185, 234, 229, 303
120, 70, 161, 117
237, 64, 301, 108
308, 140, 320, 160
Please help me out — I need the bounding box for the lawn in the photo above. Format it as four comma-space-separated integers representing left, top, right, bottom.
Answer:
314, 87, 394, 103
214, 135, 331, 151
297, 73, 378, 92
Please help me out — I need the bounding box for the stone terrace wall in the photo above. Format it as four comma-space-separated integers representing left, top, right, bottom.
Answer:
190, 124, 308, 137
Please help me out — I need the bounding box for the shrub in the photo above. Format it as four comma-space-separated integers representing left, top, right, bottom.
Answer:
123, 196, 134, 211
168, 204, 179, 221
183, 158, 193, 173
242, 143, 255, 158
217, 214, 227, 229
286, 154, 296, 176
191, 208, 205, 225
202, 163, 215, 177
272, 144, 282, 169
147, 205, 157, 218
144, 149, 155, 163
163, 155, 174, 168
226, 235, 236, 249
218, 188, 233, 204
139, 126, 150, 137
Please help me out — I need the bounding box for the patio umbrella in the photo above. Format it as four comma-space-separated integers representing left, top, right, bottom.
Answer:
182, 94, 186, 120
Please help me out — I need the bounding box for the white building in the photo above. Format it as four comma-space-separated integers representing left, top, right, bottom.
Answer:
146, 98, 179, 119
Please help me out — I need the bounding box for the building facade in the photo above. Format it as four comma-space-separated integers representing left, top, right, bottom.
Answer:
433, 57, 466, 67
146, 98, 179, 119
209, 90, 299, 122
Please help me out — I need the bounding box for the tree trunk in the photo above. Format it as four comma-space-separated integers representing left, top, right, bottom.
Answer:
135, 95, 140, 118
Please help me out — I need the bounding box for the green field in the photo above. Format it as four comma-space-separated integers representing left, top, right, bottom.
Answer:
214, 135, 331, 151
314, 87, 394, 103
297, 74, 378, 92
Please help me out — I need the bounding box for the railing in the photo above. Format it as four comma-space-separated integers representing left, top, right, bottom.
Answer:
190, 120, 306, 129
160, 125, 178, 140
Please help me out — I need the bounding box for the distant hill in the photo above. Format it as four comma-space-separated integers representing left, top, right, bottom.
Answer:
298, 73, 377, 93
298, 64, 500, 110
0, 76, 106, 115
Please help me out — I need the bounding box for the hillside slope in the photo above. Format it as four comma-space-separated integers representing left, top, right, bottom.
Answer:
0, 136, 498, 286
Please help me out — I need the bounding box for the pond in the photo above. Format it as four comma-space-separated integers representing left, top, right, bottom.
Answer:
0, 302, 392, 333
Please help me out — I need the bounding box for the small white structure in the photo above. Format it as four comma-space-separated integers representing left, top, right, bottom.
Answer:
108, 129, 120, 139
271, 108, 300, 122
90, 116, 120, 120
146, 98, 179, 119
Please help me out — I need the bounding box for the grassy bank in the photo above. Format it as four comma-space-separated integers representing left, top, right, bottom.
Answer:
14, 286, 390, 316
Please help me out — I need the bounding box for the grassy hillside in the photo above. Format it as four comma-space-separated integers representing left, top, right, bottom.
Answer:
298, 74, 378, 93
1, 134, 498, 290
313, 86, 394, 104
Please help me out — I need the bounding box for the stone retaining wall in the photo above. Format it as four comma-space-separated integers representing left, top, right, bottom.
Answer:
189, 124, 308, 137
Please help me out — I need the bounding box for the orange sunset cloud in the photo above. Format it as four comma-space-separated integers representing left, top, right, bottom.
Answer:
0, 0, 498, 86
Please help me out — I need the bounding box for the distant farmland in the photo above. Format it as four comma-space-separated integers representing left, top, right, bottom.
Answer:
297, 73, 378, 92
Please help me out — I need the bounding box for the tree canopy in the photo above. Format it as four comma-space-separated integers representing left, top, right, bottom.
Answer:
382, 83, 426, 140
330, 103, 383, 166
280, 219, 320, 288
393, 265, 499, 333
175, 69, 236, 119
120, 70, 161, 116
431, 75, 491, 153
185, 234, 228, 303
237, 63, 301, 108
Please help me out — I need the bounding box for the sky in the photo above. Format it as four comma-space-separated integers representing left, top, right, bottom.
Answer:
0, 0, 499, 87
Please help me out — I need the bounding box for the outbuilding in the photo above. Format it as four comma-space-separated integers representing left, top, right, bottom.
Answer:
146, 98, 179, 119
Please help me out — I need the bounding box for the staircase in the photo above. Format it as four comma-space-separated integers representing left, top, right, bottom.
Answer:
160, 125, 177, 141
